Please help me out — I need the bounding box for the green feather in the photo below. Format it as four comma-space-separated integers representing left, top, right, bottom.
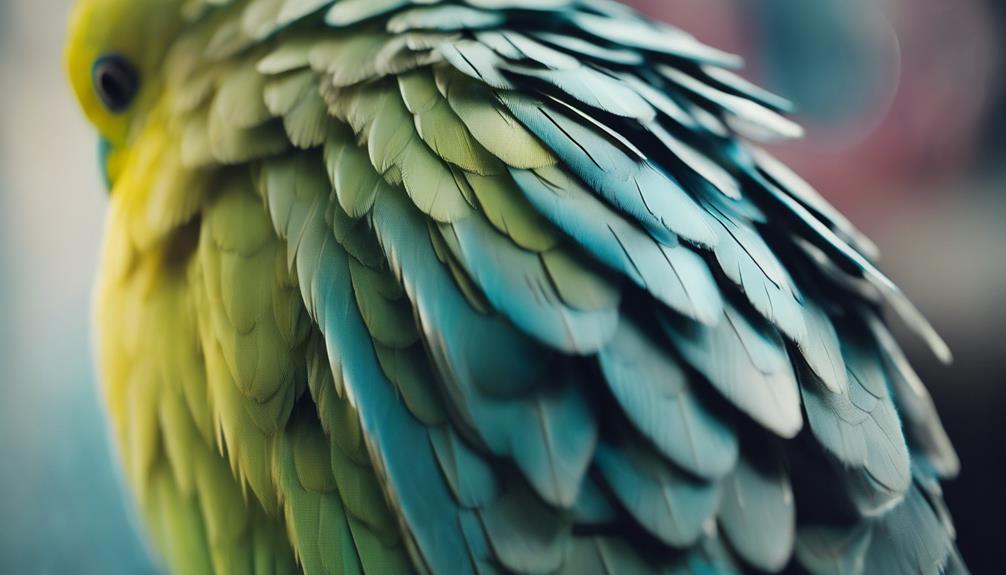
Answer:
439, 68, 557, 169
326, 133, 385, 218
398, 69, 501, 174
466, 171, 561, 252
101, 2, 966, 573
540, 246, 621, 312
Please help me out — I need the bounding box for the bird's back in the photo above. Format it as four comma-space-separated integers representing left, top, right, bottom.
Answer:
73, 0, 965, 573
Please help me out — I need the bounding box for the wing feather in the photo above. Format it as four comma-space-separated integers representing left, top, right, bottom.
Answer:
123, 3, 964, 573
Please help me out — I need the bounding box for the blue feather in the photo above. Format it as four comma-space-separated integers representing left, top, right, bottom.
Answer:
262, 159, 475, 574
665, 304, 803, 438
500, 93, 718, 247
866, 315, 959, 478
796, 303, 849, 395
567, 11, 742, 67
531, 31, 644, 66
445, 213, 619, 354
325, 0, 408, 27
799, 337, 911, 503
371, 182, 548, 396
596, 439, 719, 547
718, 452, 795, 572
599, 317, 737, 479
388, 6, 505, 34
795, 523, 872, 575
511, 165, 723, 325
706, 206, 807, 344
862, 484, 956, 575
502, 64, 656, 121
570, 474, 617, 525
429, 427, 500, 508
372, 189, 597, 507
480, 483, 571, 574
559, 536, 652, 574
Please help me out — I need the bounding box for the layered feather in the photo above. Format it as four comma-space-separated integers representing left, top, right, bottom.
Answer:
88, 1, 964, 574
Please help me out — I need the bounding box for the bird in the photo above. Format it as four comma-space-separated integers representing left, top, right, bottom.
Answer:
64, 0, 967, 573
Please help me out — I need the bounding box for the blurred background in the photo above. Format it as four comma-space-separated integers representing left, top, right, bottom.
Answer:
0, 0, 1002, 572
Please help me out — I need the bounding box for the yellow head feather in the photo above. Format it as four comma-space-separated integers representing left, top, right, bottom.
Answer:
65, 0, 185, 148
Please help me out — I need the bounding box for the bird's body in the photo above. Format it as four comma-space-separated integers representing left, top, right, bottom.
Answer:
66, 1, 966, 573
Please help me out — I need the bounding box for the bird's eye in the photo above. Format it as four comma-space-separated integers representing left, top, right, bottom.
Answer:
93, 55, 140, 113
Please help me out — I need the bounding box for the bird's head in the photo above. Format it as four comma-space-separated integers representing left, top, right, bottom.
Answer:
65, 0, 185, 184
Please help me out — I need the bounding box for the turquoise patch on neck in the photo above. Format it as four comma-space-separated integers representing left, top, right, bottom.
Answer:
98, 136, 112, 191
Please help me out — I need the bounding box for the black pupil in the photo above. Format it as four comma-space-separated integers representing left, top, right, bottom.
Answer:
94, 55, 139, 113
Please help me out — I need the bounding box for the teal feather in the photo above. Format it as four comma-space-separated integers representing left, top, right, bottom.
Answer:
599, 317, 737, 479
861, 485, 955, 575
620, 72, 699, 131
866, 315, 959, 478
751, 147, 877, 258
501, 93, 717, 247
796, 478, 960, 575
388, 6, 505, 34
567, 11, 741, 66
530, 32, 644, 66
444, 213, 619, 353
559, 537, 651, 575
596, 439, 720, 547
478, 31, 580, 69
718, 452, 795, 572
372, 189, 597, 508
665, 535, 745, 575
570, 474, 617, 525
261, 159, 475, 574
511, 165, 723, 325
457, 510, 499, 574
795, 524, 873, 575
467, 0, 573, 9
750, 169, 952, 363
706, 206, 807, 344
649, 123, 743, 200
172, 1, 966, 571
439, 40, 516, 90
701, 66, 794, 113
325, 0, 408, 27
665, 304, 803, 438
502, 65, 656, 121
943, 551, 971, 575
493, 377, 598, 508
796, 303, 849, 394
799, 335, 911, 506
370, 185, 549, 396
480, 484, 571, 574
660, 66, 803, 140
429, 427, 500, 509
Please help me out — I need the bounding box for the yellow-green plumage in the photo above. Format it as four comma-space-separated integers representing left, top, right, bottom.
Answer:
67, 0, 966, 574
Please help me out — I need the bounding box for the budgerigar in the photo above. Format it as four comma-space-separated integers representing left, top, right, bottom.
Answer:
65, 0, 967, 573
